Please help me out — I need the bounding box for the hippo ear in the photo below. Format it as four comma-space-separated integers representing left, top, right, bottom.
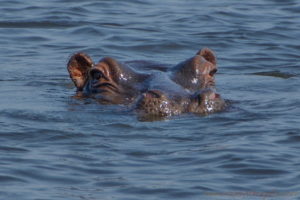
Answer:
67, 53, 94, 91
197, 48, 217, 65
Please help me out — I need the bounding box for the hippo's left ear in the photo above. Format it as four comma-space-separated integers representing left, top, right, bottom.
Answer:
197, 48, 217, 65
67, 53, 94, 91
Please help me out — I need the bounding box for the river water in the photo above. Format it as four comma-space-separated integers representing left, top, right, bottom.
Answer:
0, 0, 300, 199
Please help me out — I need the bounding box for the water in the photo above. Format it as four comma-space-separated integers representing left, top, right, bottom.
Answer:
0, 0, 299, 199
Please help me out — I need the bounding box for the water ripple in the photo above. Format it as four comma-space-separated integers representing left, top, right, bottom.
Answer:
0, 175, 27, 184
0, 21, 81, 28
0, 146, 29, 153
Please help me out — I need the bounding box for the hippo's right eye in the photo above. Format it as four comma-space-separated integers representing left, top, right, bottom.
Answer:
209, 69, 217, 77
90, 69, 103, 80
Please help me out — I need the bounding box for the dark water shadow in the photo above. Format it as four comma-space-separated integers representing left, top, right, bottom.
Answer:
251, 70, 297, 79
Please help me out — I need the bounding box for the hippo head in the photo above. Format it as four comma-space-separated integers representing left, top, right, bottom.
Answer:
67, 48, 227, 121
67, 53, 146, 104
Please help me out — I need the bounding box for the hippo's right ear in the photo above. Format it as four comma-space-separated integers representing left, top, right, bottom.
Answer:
67, 53, 94, 91
197, 48, 217, 65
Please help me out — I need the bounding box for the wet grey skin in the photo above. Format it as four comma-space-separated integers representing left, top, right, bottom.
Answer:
67, 48, 226, 119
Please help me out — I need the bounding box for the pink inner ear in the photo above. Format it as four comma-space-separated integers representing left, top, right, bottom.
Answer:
68, 67, 87, 90
71, 69, 82, 77
67, 53, 94, 90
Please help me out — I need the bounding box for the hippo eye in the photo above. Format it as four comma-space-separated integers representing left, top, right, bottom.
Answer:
90, 69, 103, 80
209, 69, 217, 77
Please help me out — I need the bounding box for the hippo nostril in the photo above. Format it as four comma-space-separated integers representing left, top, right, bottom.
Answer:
197, 95, 202, 105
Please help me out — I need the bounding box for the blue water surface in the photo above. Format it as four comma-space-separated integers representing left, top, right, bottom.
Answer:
0, 0, 300, 199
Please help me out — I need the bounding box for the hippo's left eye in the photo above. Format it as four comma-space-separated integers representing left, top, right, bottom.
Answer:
209, 69, 217, 77
90, 69, 103, 80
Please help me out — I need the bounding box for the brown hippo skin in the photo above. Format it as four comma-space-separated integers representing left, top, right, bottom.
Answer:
67, 48, 226, 120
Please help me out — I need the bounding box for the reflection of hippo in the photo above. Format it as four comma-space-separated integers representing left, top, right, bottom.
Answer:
67, 48, 226, 120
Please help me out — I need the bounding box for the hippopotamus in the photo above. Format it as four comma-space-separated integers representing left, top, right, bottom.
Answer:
67, 48, 226, 120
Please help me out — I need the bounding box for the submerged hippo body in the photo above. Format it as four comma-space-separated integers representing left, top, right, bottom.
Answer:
67, 48, 226, 120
